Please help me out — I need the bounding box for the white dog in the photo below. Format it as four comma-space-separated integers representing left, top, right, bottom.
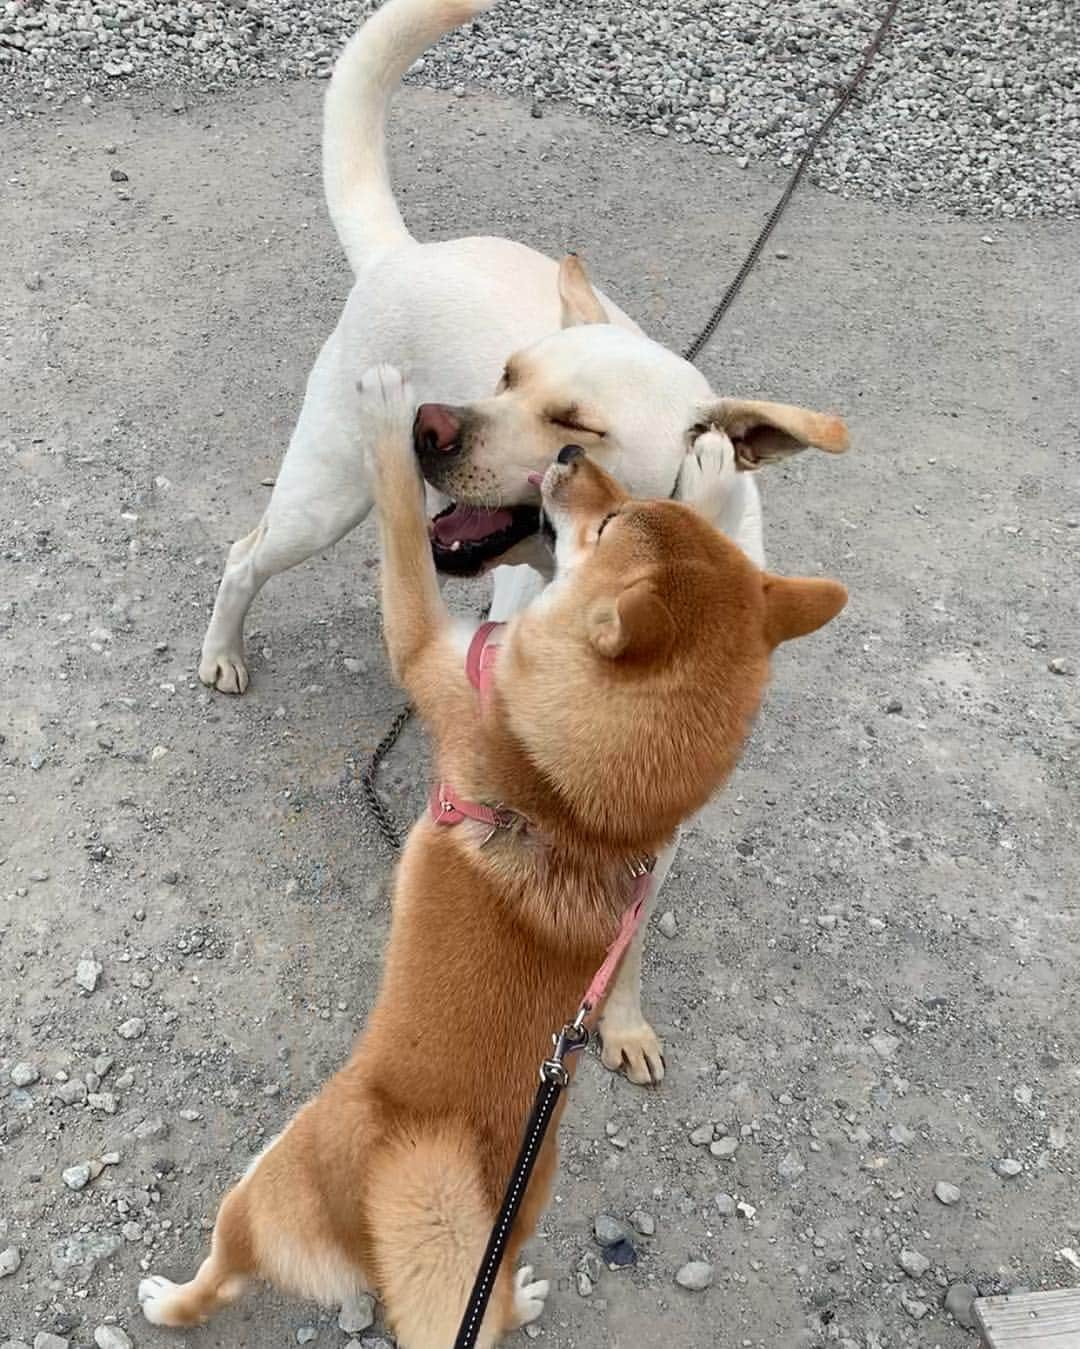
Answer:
198, 0, 849, 1085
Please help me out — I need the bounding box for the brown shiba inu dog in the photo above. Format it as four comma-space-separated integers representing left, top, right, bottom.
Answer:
142, 367, 847, 1346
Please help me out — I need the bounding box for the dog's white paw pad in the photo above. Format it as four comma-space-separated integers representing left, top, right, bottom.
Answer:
513, 1264, 550, 1326
139, 1274, 181, 1325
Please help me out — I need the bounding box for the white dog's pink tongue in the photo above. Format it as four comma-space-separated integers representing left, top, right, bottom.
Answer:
527, 471, 543, 487
432, 505, 513, 544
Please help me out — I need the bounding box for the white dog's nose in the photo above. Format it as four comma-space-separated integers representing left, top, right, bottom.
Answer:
414, 403, 460, 454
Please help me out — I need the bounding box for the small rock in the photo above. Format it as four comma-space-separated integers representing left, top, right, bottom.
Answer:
593, 1213, 626, 1246
575, 1270, 594, 1296
338, 1294, 375, 1334
54, 1079, 88, 1106
76, 956, 103, 992
934, 1180, 961, 1206
870, 1032, 900, 1059
995, 1157, 1023, 1178
0, 1246, 22, 1276
603, 1237, 637, 1268
657, 910, 678, 938
296, 1330, 316, 1346
63, 1162, 93, 1191
26, 270, 44, 291
629, 1209, 655, 1236
777, 1150, 806, 1182
944, 1282, 978, 1329
1048, 657, 1074, 675
901, 1294, 930, 1320
11, 1062, 39, 1087
117, 1017, 146, 1040
94, 1329, 132, 1349
898, 1248, 931, 1278
688, 1123, 715, 1146
49, 1231, 122, 1282
134, 1116, 169, 1141
884, 697, 903, 713
715, 1192, 736, 1217
110, 168, 129, 183
675, 1260, 714, 1291
710, 1136, 739, 1159
34, 1337, 70, 1349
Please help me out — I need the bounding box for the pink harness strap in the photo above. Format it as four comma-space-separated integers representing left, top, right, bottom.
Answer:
465, 620, 503, 701
432, 619, 655, 1018
580, 863, 654, 1016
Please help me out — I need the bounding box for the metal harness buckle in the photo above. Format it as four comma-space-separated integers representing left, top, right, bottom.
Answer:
540, 1011, 589, 1087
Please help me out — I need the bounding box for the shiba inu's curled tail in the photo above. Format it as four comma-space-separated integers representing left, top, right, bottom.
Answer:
323, 0, 497, 273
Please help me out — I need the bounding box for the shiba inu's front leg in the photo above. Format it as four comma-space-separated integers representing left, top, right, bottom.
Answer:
359, 366, 473, 728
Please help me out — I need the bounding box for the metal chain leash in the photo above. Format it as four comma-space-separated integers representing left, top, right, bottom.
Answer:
361, 0, 905, 852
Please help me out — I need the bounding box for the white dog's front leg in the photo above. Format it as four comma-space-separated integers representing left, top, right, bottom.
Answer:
598, 833, 679, 1086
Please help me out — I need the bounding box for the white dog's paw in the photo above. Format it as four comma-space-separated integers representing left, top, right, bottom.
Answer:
198, 645, 250, 695
139, 1273, 185, 1326
675, 428, 737, 520
512, 1264, 550, 1327
357, 364, 415, 435
599, 1015, 666, 1086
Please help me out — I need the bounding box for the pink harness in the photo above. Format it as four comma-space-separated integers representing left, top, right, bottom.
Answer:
431, 622, 655, 1020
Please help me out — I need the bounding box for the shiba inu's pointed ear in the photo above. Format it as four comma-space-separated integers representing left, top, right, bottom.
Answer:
699, 398, 849, 469
559, 254, 608, 327
587, 579, 674, 661
762, 574, 848, 648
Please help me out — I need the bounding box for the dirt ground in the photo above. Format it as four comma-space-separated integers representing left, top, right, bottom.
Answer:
2, 79, 1078, 1349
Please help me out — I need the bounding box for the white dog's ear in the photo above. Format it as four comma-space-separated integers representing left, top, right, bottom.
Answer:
698, 398, 849, 470
558, 254, 608, 327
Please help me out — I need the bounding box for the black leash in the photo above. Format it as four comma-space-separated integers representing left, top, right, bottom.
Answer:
453, 1017, 588, 1349
682, 0, 904, 364
361, 0, 904, 855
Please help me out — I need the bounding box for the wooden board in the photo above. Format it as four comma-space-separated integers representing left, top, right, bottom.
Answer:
975, 1288, 1080, 1346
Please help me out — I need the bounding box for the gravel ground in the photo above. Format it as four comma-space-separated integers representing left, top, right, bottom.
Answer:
2, 62, 1079, 1348
2, 0, 1078, 219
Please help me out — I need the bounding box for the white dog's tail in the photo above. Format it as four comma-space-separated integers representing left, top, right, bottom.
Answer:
323, 0, 496, 273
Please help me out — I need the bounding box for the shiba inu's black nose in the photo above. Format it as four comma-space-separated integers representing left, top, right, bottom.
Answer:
414, 403, 461, 454
557, 443, 584, 466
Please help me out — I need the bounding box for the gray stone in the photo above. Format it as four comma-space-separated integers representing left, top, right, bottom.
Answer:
995, 1157, 1023, 1178
657, 910, 678, 938
870, 1032, 900, 1059
593, 1213, 626, 1245
934, 1180, 961, 1205
715, 1192, 736, 1217
777, 1150, 806, 1182
675, 1260, 714, 1291
63, 1163, 93, 1191
93, 1330, 132, 1349
49, 1231, 123, 1283
688, 1123, 714, 1146
629, 1209, 655, 1236
897, 1248, 931, 1278
338, 1293, 375, 1334
76, 956, 103, 992
710, 1136, 739, 1159
10, 1063, 39, 1087
117, 1017, 146, 1040
34, 1336, 70, 1349
944, 1282, 978, 1329
0, 1246, 21, 1276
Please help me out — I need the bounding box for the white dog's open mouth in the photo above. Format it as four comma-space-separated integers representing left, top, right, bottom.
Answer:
429, 502, 541, 576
